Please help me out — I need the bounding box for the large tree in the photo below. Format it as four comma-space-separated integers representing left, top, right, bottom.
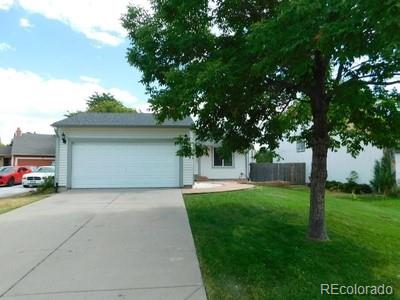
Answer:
122, 0, 400, 240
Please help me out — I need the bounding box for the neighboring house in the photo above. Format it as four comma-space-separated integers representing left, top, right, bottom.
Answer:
0, 145, 12, 166
52, 113, 252, 189
275, 140, 400, 185
0, 128, 55, 167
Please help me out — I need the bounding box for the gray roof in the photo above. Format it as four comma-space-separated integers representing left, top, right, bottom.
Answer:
52, 113, 194, 128
0, 145, 11, 156
12, 134, 56, 156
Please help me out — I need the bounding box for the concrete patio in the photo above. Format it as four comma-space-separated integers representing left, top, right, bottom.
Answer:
181, 181, 254, 194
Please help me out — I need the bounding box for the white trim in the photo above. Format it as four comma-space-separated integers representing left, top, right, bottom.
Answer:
211, 147, 234, 168
296, 141, 306, 153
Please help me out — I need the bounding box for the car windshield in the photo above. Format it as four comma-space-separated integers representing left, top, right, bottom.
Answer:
0, 167, 16, 174
36, 167, 55, 173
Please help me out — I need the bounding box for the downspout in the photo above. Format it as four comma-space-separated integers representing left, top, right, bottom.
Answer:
198, 156, 201, 177
245, 151, 249, 179
53, 127, 60, 190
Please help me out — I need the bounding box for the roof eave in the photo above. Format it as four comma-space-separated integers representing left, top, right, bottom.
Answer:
11, 153, 55, 156
51, 124, 193, 129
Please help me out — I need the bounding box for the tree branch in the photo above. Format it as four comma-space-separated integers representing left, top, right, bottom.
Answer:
335, 63, 344, 83
347, 60, 371, 72
278, 99, 293, 114
265, 78, 299, 92
361, 79, 400, 86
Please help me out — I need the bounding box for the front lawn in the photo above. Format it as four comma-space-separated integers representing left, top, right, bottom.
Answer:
184, 187, 400, 300
0, 193, 51, 215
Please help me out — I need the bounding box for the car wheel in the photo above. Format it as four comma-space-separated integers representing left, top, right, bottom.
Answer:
8, 177, 15, 187
23, 185, 28, 188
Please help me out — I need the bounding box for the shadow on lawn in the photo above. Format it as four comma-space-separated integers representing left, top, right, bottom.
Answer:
187, 201, 397, 300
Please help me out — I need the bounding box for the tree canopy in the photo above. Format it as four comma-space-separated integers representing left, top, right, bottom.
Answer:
122, 0, 400, 240
66, 92, 135, 116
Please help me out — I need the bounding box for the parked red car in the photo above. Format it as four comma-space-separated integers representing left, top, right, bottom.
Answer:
0, 166, 32, 186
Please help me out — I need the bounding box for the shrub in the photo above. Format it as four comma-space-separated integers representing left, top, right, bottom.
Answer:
325, 171, 373, 194
325, 180, 343, 191
36, 176, 55, 194
353, 184, 373, 194
388, 186, 400, 197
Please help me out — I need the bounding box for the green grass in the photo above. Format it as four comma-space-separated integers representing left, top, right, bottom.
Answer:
0, 192, 51, 215
184, 186, 400, 300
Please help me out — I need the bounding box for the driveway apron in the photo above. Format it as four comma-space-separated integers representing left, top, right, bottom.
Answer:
0, 189, 206, 299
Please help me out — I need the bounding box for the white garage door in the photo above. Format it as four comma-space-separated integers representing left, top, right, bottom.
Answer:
71, 142, 180, 188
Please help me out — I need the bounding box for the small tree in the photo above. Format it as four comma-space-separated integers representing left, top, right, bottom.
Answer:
344, 170, 359, 194
371, 151, 396, 195
346, 171, 359, 184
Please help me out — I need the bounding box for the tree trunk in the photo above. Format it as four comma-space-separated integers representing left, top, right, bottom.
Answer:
308, 137, 329, 240
308, 50, 329, 241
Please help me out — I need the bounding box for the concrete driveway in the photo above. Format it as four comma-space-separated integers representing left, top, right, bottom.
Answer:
0, 185, 35, 198
0, 189, 206, 299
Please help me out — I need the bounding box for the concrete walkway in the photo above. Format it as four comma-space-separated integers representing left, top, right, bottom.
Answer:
0, 185, 35, 199
0, 189, 206, 299
182, 181, 254, 194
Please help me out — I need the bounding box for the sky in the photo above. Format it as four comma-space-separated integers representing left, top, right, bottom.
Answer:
0, 0, 151, 144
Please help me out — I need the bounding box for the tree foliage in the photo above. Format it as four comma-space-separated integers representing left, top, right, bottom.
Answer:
254, 147, 278, 163
86, 92, 135, 113
371, 151, 396, 195
123, 1, 400, 152
122, 0, 400, 240
66, 92, 135, 116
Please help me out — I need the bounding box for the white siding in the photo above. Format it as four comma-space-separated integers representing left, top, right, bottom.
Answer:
193, 156, 199, 175
395, 153, 400, 185
275, 140, 383, 184
183, 157, 194, 186
198, 147, 247, 180
55, 127, 191, 187
56, 137, 68, 187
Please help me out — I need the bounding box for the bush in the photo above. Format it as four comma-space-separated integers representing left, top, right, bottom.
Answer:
353, 184, 373, 194
388, 186, 400, 197
325, 180, 344, 191
325, 171, 373, 194
36, 176, 55, 194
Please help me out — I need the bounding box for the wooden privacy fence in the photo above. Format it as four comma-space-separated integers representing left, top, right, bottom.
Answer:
250, 163, 306, 185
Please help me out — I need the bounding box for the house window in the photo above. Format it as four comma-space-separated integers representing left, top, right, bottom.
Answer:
296, 141, 306, 152
213, 147, 233, 167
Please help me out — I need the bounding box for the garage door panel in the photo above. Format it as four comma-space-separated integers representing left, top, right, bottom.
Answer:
17, 159, 54, 167
71, 142, 179, 188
